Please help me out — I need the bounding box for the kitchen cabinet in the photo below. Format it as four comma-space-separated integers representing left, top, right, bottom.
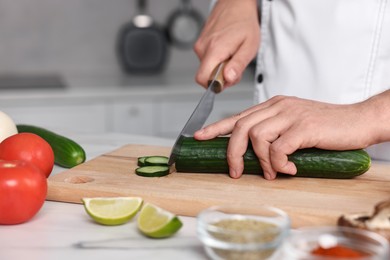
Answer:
158, 95, 253, 138
108, 101, 157, 136
107, 86, 254, 138
0, 74, 254, 138
0, 100, 108, 134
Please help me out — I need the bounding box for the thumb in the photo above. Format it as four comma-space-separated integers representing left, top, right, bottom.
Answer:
224, 45, 257, 86
223, 61, 242, 87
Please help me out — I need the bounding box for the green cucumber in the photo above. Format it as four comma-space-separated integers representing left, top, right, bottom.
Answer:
138, 156, 169, 167
137, 156, 149, 166
16, 124, 86, 168
144, 156, 168, 166
136, 156, 169, 177
135, 166, 169, 177
174, 137, 371, 179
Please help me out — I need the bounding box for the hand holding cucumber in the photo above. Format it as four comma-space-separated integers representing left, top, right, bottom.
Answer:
194, 93, 388, 180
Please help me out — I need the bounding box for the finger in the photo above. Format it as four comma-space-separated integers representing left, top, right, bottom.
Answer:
194, 116, 238, 140
269, 138, 298, 176
269, 126, 314, 175
193, 30, 209, 60
223, 37, 260, 87
248, 116, 292, 180
226, 120, 251, 179
194, 105, 268, 140
194, 96, 285, 140
195, 47, 232, 88
193, 13, 217, 60
248, 127, 279, 180
225, 106, 281, 178
193, 1, 229, 60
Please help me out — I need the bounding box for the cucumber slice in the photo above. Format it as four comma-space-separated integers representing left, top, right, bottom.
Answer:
144, 156, 169, 166
137, 156, 149, 167
135, 166, 170, 177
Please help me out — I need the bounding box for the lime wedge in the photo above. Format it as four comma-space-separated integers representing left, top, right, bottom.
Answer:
82, 197, 143, 225
137, 203, 183, 238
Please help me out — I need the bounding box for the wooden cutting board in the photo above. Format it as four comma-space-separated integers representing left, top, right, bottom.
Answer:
48, 144, 390, 228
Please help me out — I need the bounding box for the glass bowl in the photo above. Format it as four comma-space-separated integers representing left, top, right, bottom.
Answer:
281, 226, 390, 259
197, 204, 290, 260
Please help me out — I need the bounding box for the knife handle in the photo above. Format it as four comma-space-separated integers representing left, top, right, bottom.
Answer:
208, 62, 226, 93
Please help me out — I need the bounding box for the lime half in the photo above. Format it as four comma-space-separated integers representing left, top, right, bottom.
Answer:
82, 197, 143, 225
137, 203, 183, 238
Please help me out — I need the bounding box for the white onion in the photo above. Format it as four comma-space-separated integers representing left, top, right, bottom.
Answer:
0, 111, 18, 142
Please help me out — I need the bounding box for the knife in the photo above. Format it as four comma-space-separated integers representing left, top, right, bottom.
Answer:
168, 62, 226, 166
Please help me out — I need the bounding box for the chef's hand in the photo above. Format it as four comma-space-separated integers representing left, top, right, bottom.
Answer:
194, 95, 379, 180
194, 0, 260, 89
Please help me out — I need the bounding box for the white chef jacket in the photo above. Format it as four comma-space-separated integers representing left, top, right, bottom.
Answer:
255, 0, 390, 160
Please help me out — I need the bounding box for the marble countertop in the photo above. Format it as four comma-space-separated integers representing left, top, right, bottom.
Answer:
0, 133, 209, 260
3, 132, 388, 259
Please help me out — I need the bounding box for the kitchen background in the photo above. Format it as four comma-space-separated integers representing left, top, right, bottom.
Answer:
0, 0, 212, 76
0, 0, 255, 138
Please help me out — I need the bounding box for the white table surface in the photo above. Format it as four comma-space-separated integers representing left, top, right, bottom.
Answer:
0, 133, 208, 260
4, 132, 387, 259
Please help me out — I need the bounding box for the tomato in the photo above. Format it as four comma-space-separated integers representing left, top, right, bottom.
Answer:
0, 133, 54, 178
0, 160, 47, 224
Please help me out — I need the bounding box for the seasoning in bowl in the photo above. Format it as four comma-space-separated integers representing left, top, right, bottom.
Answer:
311, 245, 366, 258
197, 204, 290, 260
310, 233, 367, 258
282, 226, 390, 259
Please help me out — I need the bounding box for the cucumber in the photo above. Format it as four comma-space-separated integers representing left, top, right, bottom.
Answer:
135, 156, 170, 177
174, 137, 371, 179
16, 124, 86, 168
135, 166, 169, 177
144, 156, 168, 166
137, 156, 149, 166
138, 156, 169, 167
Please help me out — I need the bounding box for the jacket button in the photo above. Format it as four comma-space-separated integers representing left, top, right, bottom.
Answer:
257, 74, 263, 83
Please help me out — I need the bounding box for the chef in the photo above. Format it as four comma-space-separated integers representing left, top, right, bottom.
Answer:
193, 0, 390, 180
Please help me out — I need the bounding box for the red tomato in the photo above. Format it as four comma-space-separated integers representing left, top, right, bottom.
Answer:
0, 160, 47, 224
0, 133, 54, 178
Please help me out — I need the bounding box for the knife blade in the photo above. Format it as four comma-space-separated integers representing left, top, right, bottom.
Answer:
168, 62, 226, 166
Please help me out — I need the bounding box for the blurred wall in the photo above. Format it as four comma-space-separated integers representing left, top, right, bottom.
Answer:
0, 0, 210, 77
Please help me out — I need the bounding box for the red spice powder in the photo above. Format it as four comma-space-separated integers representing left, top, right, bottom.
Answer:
312, 245, 365, 258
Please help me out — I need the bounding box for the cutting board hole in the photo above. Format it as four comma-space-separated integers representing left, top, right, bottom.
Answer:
64, 176, 95, 184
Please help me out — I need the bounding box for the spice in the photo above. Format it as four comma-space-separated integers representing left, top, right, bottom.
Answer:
312, 245, 366, 258
212, 218, 279, 242
208, 218, 281, 260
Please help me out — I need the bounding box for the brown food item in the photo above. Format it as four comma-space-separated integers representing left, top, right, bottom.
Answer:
338, 199, 390, 241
